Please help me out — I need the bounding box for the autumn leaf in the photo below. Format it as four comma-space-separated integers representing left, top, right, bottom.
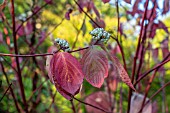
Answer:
81, 46, 108, 88
85, 91, 111, 113
111, 56, 136, 91
102, 0, 110, 4
49, 52, 84, 100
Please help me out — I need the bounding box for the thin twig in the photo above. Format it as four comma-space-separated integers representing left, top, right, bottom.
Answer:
46, 91, 57, 113
147, 81, 170, 104
28, 79, 48, 102
135, 58, 170, 85
0, 47, 89, 57
138, 54, 170, 112
0, 83, 12, 101
0, 61, 21, 112
141, 81, 170, 113
16, 1, 50, 33
73, 97, 112, 113
35, 18, 64, 49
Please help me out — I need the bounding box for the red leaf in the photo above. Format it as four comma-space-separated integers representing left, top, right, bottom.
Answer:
65, 11, 70, 20
111, 56, 136, 91
102, 0, 110, 4
81, 46, 108, 88
50, 52, 84, 100
85, 91, 111, 113
124, 0, 131, 4
65, 8, 73, 20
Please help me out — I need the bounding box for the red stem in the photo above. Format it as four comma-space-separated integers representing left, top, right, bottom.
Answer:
138, 53, 170, 112
70, 99, 77, 113
127, 0, 149, 113
11, 0, 28, 112
115, 0, 127, 70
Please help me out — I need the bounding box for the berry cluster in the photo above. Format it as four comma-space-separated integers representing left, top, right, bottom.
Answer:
54, 38, 70, 52
90, 28, 111, 43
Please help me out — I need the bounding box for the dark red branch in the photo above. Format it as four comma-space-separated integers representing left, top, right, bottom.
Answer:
11, 0, 28, 112
0, 83, 12, 101
70, 99, 77, 113
127, 0, 149, 112
145, 81, 170, 106
135, 58, 170, 85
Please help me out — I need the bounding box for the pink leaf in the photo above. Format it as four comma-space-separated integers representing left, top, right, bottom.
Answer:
50, 52, 84, 100
124, 0, 131, 4
81, 46, 108, 88
85, 91, 111, 113
111, 56, 136, 91
65, 12, 70, 20
65, 8, 73, 20
102, 0, 110, 4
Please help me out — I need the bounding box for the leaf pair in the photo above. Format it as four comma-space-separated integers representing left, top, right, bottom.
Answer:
46, 45, 135, 100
